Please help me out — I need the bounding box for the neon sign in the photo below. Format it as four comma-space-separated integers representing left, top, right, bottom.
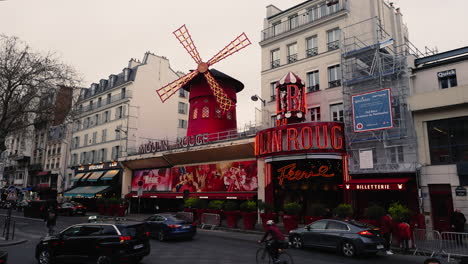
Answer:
139, 134, 209, 154
276, 163, 335, 186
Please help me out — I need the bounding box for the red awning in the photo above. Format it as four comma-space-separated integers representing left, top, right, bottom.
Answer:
37, 171, 51, 176
125, 192, 256, 200
344, 178, 410, 191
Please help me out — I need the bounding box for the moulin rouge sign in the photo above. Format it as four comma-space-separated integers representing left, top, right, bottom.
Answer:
255, 122, 345, 157
139, 134, 209, 154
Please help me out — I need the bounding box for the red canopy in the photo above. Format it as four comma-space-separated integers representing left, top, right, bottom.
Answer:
344, 178, 410, 191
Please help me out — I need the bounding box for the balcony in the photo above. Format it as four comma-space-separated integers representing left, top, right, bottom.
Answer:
307, 84, 320, 93
328, 80, 342, 88
78, 90, 132, 115
327, 40, 340, 51
28, 163, 43, 171
306, 48, 318, 57
261, 1, 346, 42
271, 60, 280, 69
287, 54, 298, 64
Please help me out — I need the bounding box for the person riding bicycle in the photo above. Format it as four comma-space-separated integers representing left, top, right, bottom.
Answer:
258, 220, 285, 263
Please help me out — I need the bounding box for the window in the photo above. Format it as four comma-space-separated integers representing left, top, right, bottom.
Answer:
102, 129, 107, 142
327, 0, 340, 14
287, 43, 297, 63
272, 22, 281, 36
92, 132, 97, 144
84, 134, 89, 146
306, 71, 319, 92
97, 97, 102, 107
192, 108, 198, 120
202, 106, 209, 118
309, 107, 321, 121
438, 69, 457, 89
62, 226, 82, 237
389, 146, 404, 163
116, 106, 123, 119
103, 111, 109, 123
327, 221, 348, 231
94, 114, 99, 126
271, 115, 277, 127
89, 100, 94, 110
330, 103, 344, 122
328, 65, 341, 88
327, 28, 341, 51
91, 150, 96, 163
121, 88, 126, 99
289, 14, 298, 29
309, 220, 327, 230
79, 104, 83, 113
99, 149, 105, 162
106, 93, 111, 104
112, 145, 120, 160
77, 226, 102, 236
215, 107, 222, 119
73, 137, 79, 148
270, 82, 277, 101
271, 49, 280, 69
179, 89, 186, 98
306, 36, 318, 57
84, 117, 90, 129
427, 116, 468, 164
178, 119, 187, 128
178, 102, 187, 114
307, 6, 320, 22
116, 126, 121, 140
101, 225, 117, 236
320, 4, 327, 18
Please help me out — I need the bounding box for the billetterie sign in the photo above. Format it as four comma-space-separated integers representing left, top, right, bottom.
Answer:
139, 134, 209, 154
255, 122, 345, 157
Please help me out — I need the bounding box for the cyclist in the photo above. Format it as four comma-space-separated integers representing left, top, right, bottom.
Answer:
258, 220, 285, 263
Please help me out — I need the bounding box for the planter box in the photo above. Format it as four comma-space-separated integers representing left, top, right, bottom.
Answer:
260, 213, 278, 231
282, 214, 299, 233
241, 212, 257, 230
224, 211, 239, 228
304, 216, 323, 225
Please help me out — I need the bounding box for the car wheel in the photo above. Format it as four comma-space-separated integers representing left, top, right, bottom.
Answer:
96, 255, 112, 264
158, 230, 166, 241
38, 249, 54, 264
341, 241, 356, 257
290, 235, 303, 249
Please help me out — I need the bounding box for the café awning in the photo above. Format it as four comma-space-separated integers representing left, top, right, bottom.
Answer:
100, 170, 120, 180
85, 171, 105, 182
344, 178, 410, 191
63, 185, 111, 198
71, 173, 88, 182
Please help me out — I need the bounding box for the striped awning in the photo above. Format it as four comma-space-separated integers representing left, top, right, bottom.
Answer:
71, 173, 88, 182
86, 171, 105, 182
100, 170, 120, 180
63, 185, 111, 197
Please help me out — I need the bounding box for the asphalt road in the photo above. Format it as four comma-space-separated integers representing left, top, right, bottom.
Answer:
2, 210, 434, 264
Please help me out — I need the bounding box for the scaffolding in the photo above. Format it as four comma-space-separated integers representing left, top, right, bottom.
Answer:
341, 17, 418, 175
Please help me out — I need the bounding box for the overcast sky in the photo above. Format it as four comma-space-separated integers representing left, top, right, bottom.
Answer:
1, 0, 466, 129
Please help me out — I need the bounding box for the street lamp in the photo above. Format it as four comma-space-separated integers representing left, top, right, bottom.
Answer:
250, 94, 266, 106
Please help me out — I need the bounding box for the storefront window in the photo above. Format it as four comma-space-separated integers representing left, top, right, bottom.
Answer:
428, 116, 468, 164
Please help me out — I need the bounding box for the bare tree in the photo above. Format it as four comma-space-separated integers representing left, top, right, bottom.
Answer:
0, 35, 81, 152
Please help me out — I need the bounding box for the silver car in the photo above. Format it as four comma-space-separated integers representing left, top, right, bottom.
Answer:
289, 219, 385, 257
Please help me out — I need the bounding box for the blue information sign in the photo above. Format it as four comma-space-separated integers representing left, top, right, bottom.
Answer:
352, 89, 393, 132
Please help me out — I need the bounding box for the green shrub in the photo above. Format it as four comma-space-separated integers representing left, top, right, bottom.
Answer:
388, 202, 410, 223
333, 204, 354, 218
366, 204, 386, 220
309, 203, 326, 216
258, 200, 274, 213
184, 197, 199, 208
208, 200, 224, 210
224, 201, 239, 211
240, 200, 257, 213
284, 202, 302, 215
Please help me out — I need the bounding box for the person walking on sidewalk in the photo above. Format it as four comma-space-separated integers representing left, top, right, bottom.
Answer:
258, 220, 285, 264
381, 213, 394, 255
451, 209, 466, 245
398, 218, 411, 254
44, 206, 57, 235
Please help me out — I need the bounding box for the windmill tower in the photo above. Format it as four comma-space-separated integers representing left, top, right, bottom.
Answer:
156, 25, 251, 137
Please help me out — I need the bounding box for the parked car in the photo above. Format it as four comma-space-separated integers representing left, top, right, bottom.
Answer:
35, 221, 150, 264
144, 213, 196, 241
56, 201, 87, 216
289, 219, 385, 257
0, 250, 7, 263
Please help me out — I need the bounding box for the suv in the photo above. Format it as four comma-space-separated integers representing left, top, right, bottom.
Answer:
35, 221, 150, 264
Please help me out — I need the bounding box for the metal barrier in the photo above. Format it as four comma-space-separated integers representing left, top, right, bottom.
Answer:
200, 213, 221, 230
440, 232, 468, 261
413, 229, 442, 257
175, 212, 194, 223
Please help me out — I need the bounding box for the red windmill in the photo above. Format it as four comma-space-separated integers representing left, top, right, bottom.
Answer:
156, 25, 251, 138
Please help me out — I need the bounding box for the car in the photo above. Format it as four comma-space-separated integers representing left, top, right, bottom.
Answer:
144, 213, 196, 241
0, 250, 7, 263
288, 219, 385, 257
35, 221, 150, 264
56, 201, 87, 216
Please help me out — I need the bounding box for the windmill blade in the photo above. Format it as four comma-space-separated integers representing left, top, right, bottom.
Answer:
203, 71, 235, 112
206, 33, 251, 66
156, 70, 199, 102
173, 25, 203, 64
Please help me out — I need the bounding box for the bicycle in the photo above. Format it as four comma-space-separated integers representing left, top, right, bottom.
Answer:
256, 241, 294, 264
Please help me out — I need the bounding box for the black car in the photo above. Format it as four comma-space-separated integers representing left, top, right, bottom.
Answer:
35, 221, 150, 264
0, 250, 7, 263
145, 213, 196, 241
56, 201, 87, 216
289, 219, 385, 257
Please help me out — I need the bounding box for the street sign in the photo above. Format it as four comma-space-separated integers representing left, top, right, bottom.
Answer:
455, 186, 467, 196
6, 191, 17, 201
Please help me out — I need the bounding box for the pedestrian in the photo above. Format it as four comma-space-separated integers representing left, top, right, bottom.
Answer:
44, 206, 57, 235
398, 218, 411, 254
451, 209, 466, 246
381, 213, 394, 255
423, 258, 441, 264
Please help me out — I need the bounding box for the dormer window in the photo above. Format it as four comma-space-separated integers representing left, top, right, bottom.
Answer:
123, 68, 131, 82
